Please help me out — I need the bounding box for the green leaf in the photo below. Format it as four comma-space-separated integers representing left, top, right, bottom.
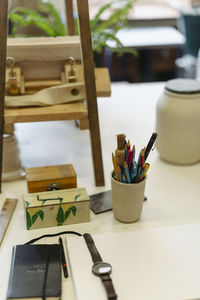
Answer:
37, 210, 44, 221
38, 0, 66, 36
92, 30, 137, 55
42, 200, 46, 205
74, 195, 81, 202
9, 7, 61, 36
64, 209, 71, 221
25, 201, 30, 207
56, 206, 64, 226
26, 211, 32, 229
90, 0, 137, 55
32, 213, 38, 225
71, 206, 76, 216
90, 2, 113, 30
59, 197, 63, 204
93, 0, 135, 32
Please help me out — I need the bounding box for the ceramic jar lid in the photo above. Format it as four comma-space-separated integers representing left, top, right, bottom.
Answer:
165, 78, 200, 95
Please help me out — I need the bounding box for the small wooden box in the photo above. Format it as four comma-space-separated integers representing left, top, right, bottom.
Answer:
26, 164, 77, 193
23, 187, 90, 230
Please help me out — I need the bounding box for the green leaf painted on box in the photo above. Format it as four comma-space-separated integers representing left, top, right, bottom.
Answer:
74, 195, 81, 202
26, 211, 32, 229
64, 209, 71, 221
25, 201, 30, 207
56, 206, 64, 226
71, 206, 76, 216
63, 206, 77, 223
37, 210, 44, 221
32, 213, 38, 225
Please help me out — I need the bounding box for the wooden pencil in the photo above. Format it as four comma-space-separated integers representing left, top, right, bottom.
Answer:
112, 152, 119, 181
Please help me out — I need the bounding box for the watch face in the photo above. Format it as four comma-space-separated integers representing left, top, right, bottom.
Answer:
92, 262, 112, 276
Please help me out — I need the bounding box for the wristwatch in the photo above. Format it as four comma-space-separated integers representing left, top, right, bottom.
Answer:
83, 233, 117, 300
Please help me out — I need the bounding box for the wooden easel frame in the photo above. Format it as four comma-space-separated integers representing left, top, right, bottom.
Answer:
65, 0, 75, 36
0, 0, 8, 192
0, 0, 105, 191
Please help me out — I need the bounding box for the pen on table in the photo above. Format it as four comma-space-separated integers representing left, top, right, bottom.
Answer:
144, 132, 158, 161
59, 237, 69, 278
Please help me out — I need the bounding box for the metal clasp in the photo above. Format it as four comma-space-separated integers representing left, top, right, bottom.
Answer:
68, 56, 77, 82
46, 182, 61, 191
6, 57, 20, 95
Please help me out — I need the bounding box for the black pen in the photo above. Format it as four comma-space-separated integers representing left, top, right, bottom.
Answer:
59, 237, 69, 278
144, 132, 158, 161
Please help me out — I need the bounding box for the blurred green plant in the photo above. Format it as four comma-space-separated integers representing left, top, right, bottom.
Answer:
9, 0, 66, 36
9, 0, 136, 55
88, 0, 136, 55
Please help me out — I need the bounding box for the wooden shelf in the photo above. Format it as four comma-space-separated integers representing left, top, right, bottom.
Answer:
4, 68, 110, 125
5, 101, 88, 124
95, 68, 111, 97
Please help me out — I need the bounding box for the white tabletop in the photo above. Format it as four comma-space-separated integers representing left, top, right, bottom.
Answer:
107, 27, 185, 49
1, 81, 200, 299
67, 225, 200, 300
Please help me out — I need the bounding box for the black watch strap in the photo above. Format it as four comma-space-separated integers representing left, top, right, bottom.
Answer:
101, 274, 118, 300
83, 232, 102, 263
83, 233, 117, 300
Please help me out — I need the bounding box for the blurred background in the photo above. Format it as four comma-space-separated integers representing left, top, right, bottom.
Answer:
7, 0, 200, 83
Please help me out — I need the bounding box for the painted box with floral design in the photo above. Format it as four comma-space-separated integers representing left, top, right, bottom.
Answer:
23, 188, 90, 230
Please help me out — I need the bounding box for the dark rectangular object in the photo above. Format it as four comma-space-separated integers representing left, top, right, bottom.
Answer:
7, 244, 61, 299
90, 190, 112, 214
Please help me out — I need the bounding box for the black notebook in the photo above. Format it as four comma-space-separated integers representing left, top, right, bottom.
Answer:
7, 244, 62, 300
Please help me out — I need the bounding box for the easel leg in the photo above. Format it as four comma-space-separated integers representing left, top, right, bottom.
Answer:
0, 0, 8, 192
76, 0, 105, 186
65, 0, 75, 36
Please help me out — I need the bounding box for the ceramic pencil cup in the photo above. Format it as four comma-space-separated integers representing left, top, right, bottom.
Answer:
111, 173, 146, 223
156, 78, 200, 165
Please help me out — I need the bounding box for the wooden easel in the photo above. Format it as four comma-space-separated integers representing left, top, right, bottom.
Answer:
0, 0, 108, 190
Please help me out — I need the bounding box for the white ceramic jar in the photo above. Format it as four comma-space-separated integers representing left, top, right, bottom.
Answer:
156, 78, 200, 165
